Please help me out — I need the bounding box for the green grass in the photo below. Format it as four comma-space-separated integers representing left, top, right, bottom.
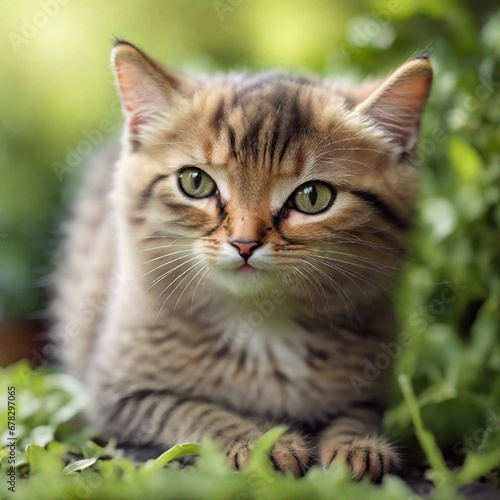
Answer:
1, 361, 499, 499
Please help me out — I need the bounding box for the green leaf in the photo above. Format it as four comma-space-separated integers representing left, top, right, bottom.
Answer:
141, 443, 201, 472
50, 395, 88, 427
82, 441, 109, 459
63, 457, 97, 474
46, 441, 68, 459
97, 459, 119, 479
194, 438, 228, 476
25, 444, 49, 475
27, 425, 54, 448
452, 450, 500, 485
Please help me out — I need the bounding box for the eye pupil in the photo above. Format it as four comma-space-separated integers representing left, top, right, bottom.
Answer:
307, 186, 317, 206
192, 172, 202, 189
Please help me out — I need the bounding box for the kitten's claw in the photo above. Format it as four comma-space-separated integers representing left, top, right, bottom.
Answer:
321, 436, 399, 482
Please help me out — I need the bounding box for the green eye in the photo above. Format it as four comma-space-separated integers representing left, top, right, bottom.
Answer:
292, 182, 335, 214
178, 167, 216, 199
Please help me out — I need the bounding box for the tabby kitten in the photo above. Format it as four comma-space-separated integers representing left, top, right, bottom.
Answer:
53, 40, 432, 481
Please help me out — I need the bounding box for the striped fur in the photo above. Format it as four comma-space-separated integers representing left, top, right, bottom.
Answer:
52, 41, 433, 479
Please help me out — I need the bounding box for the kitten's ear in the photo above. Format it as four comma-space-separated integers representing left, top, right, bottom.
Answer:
355, 56, 433, 155
111, 41, 189, 145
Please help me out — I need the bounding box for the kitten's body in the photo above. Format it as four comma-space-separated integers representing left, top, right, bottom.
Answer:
52, 42, 432, 479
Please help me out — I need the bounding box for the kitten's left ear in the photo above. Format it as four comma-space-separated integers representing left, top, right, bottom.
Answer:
355, 56, 433, 156
111, 40, 191, 145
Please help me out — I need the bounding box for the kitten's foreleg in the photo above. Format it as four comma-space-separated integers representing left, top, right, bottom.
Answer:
318, 404, 400, 481
100, 390, 310, 475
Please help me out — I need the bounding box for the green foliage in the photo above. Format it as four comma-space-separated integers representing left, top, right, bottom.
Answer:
381, 0, 500, 467
1, 360, 499, 499
2, 362, 491, 500
1, 0, 499, 497
399, 374, 500, 489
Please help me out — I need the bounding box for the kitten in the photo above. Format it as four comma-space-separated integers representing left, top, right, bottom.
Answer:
52, 40, 432, 481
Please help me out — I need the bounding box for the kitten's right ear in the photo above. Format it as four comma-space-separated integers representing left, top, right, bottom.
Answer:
355, 56, 433, 156
111, 41, 189, 145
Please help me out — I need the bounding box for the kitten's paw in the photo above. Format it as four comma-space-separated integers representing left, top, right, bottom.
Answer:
269, 432, 310, 477
320, 435, 399, 482
226, 432, 310, 477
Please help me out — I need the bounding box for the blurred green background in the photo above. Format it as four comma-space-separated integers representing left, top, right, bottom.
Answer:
1, 0, 499, 459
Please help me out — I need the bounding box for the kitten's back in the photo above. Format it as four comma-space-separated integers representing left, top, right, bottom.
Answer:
51, 145, 118, 378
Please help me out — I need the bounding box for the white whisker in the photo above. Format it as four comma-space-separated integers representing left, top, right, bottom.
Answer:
300, 258, 358, 323
173, 262, 208, 316
310, 249, 399, 275
155, 259, 204, 321
145, 255, 199, 291
140, 248, 193, 268
190, 265, 212, 313
140, 251, 195, 284
310, 256, 372, 301
289, 266, 315, 315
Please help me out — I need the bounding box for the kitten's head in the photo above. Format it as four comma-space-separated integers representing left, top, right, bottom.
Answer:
112, 41, 432, 301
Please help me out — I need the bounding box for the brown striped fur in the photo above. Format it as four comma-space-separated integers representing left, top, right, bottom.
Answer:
52, 41, 433, 480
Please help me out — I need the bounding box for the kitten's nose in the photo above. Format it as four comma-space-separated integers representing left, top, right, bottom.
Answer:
229, 239, 262, 260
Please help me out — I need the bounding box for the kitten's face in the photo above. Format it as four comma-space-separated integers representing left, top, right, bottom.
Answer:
113, 43, 432, 299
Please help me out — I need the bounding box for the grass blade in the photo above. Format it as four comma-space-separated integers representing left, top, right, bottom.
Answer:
398, 374, 451, 483
141, 443, 201, 472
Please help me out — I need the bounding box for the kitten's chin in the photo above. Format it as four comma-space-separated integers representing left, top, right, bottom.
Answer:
210, 268, 282, 297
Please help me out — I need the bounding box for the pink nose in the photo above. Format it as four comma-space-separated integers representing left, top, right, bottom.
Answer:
229, 239, 262, 259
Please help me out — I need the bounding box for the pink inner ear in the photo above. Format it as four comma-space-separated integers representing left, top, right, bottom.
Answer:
375, 75, 431, 149
389, 73, 432, 114
113, 54, 170, 141
115, 59, 140, 114
115, 63, 143, 137
361, 67, 432, 151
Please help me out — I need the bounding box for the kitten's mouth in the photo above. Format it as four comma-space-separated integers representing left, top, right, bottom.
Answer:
237, 263, 257, 273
